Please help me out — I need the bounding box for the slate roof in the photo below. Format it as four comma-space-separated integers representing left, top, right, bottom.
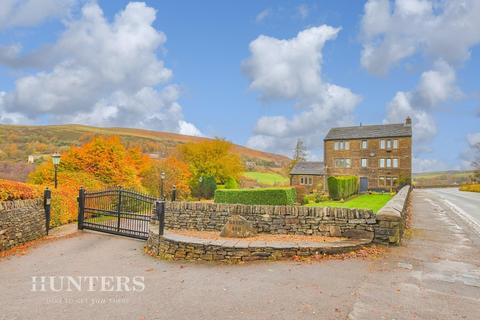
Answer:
324, 123, 412, 141
290, 161, 325, 175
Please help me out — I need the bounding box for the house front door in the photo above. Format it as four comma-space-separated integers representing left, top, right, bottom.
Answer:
359, 177, 368, 193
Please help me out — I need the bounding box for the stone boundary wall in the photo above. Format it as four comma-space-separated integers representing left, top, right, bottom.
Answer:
145, 229, 370, 263
165, 202, 377, 238
374, 185, 412, 245
0, 199, 46, 251
164, 184, 412, 246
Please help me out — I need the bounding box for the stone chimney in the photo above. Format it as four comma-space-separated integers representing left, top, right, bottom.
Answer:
404, 116, 412, 127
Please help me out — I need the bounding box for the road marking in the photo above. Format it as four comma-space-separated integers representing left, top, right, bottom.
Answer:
442, 199, 480, 235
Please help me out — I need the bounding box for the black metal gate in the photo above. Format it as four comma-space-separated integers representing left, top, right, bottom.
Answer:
77, 187, 160, 240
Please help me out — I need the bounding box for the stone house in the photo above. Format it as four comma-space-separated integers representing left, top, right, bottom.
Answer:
324, 117, 412, 192
290, 117, 412, 193
289, 161, 326, 194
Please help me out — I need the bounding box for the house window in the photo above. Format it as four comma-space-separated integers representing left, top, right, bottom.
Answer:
386, 158, 392, 168
361, 158, 368, 168
386, 140, 392, 149
299, 176, 313, 185
393, 139, 399, 149
334, 141, 349, 150
393, 158, 399, 168
393, 177, 398, 186
379, 158, 385, 168
335, 158, 351, 168
379, 176, 385, 186
361, 140, 368, 149
380, 140, 386, 149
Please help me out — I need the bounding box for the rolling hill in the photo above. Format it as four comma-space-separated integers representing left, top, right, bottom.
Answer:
0, 124, 290, 169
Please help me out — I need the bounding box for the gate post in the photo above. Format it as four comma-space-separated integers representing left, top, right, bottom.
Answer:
43, 188, 51, 235
156, 201, 165, 236
77, 187, 85, 230
116, 189, 122, 232
171, 185, 176, 202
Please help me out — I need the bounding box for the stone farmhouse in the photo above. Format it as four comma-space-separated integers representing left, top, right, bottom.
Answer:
290, 117, 412, 193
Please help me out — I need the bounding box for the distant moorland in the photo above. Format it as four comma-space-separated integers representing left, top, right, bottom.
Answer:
0, 124, 290, 181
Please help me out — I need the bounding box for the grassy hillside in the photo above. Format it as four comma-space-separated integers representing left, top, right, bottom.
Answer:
242, 171, 289, 186
413, 170, 476, 187
0, 124, 290, 169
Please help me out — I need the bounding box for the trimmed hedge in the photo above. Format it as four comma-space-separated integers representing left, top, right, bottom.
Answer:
214, 187, 296, 205
327, 176, 358, 200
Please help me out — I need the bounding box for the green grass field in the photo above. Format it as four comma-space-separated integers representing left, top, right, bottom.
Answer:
305, 193, 393, 213
243, 171, 289, 186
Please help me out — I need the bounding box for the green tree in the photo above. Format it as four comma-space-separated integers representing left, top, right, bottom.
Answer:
178, 139, 244, 184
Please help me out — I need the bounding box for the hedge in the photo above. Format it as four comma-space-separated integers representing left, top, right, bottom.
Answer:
459, 183, 480, 193
327, 176, 358, 200
214, 187, 296, 205
0, 179, 40, 201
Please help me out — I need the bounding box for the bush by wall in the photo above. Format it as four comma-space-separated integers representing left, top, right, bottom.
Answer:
214, 188, 296, 205
0, 179, 40, 201
459, 183, 480, 193
327, 176, 358, 200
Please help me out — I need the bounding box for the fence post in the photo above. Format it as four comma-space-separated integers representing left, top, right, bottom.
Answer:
43, 188, 51, 235
77, 187, 85, 230
156, 201, 165, 236
171, 185, 176, 202
116, 189, 122, 232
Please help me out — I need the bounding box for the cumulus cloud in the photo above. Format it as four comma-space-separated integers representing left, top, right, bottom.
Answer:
0, 2, 201, 136
361, 0, 480, 75
360, 1, 480, 159
243, 26, 361, 155
385, 60, 458, 146
0, 0, 76, 30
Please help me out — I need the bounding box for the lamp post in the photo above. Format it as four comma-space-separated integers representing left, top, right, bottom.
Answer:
51, 153, 61, 189
160, 171, 165, 200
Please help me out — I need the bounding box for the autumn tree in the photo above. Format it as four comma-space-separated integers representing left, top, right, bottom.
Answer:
29, 136, 151, 190
178, 139, 244, 184
141, 157, 192, 199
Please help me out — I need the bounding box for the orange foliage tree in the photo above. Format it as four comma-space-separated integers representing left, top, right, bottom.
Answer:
28, 136, 152, 227
141, 157, 192, 199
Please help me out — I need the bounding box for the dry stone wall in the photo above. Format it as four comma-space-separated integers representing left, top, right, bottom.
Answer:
165, 202, 377, 238
0, 199, 46, 251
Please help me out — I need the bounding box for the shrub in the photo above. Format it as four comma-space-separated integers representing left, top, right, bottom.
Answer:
214, 187, 296, 205
224, 177, 239, 189
459, 183, 480, 193
191, 176, 217, 199
0, 179, 40, 201
327, 176, 359, 200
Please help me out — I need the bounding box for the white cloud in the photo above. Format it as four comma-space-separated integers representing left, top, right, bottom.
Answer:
0, 2, 201, 136
385, 60, 458, 146
0, 0, 76, 30
361, 0, 480, 75
459, 132, 480, 169
255, 9, 270, 23
243, 26, 361, 155
297, 4, 309, 19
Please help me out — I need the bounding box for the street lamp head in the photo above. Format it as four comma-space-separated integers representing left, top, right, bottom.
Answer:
161, 171, 166, 180
52, 152, 61, 166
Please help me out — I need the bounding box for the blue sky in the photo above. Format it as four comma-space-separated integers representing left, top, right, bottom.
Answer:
0, 0, 479, 172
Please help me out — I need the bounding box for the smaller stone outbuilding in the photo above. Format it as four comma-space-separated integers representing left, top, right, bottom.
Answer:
289, 161, 326, 194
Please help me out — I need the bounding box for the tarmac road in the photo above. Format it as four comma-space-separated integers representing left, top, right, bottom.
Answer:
0, 189, 479, 320
424, 187, 480, 235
